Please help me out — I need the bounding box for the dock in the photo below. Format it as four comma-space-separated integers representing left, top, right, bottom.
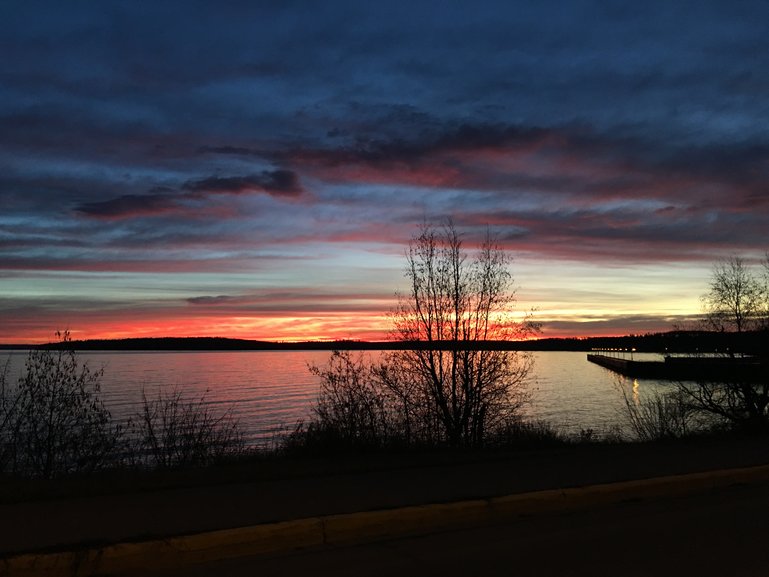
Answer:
587, 353, 768, 382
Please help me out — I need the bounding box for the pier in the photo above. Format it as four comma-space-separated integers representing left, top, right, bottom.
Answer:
587, 353, 768, 382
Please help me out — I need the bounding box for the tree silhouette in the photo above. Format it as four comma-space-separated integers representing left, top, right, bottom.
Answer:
384, 221, 539, 446
702, 256, 765, 334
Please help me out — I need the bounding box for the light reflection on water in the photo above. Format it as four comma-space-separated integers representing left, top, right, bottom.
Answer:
1, 350, 674, 444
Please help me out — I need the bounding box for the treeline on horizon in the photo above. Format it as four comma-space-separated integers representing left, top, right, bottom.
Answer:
2, 329, 767, 355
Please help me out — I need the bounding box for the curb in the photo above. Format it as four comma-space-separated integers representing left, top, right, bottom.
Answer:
4, 463, 769, 576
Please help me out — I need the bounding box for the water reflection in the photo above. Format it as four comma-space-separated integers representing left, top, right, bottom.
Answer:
2, 350, 677, 444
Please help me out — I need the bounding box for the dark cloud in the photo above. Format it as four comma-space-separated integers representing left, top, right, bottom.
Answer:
72, 169, 304, 221
541, 315, 699, 338
198, 146, 262, 156
75, 194, 179, 219
272, 121, 550, 167
182, 170, 303, 196
184, 290, 393, 314
187, 295, 238, 305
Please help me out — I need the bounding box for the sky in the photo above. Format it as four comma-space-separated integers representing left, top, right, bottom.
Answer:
2, 1, 769, 344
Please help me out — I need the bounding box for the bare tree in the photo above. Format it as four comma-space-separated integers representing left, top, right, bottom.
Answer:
675, 379, 769, 434
301, 222, 540, 450
670, 256, 769, 435
702, 256, 763, 334
386, 221, 538, 446
762, 253, 769, 330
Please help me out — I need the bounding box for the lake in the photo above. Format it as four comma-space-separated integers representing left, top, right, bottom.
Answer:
1, 350, 672, 444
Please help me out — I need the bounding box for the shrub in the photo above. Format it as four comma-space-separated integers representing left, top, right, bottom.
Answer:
618, 383, 695, 442
305, 351, 400, 450
0, 357, 14, 471
129, 388, 245, 468
0, 333, 122, 478
485, 418, 566, 449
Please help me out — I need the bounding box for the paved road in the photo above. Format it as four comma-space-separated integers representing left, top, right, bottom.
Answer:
134, 480, 769, 577
6, 438, 769, 557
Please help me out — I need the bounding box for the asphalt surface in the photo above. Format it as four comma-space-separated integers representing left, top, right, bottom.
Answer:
134, 479, 769, 577
3, 438, 769, 556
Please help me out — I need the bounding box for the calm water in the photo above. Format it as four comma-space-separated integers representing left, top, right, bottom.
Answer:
1, 350, 670, 444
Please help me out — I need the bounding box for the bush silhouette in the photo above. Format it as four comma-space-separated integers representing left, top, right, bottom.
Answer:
0, 332, 122, 478
129, 388, 245, 468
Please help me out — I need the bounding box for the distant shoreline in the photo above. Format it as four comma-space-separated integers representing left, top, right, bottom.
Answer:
1, 330, 767, 354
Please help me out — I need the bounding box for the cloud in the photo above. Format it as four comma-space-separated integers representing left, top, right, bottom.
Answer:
183, 170, 303, 196
185, 289, 394, 314
73, 169, 305, 221
187, 295, 239, 305
75, 193, 179, 219
198, 145, 261, 156
539, 314, 699, 338
267, 119, 768, 237
277, 122, 550, 168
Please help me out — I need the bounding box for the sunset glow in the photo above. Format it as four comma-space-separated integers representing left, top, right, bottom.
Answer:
2, 2, 768, 344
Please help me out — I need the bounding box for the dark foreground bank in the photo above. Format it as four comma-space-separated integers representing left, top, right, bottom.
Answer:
2, 435, 769, 558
